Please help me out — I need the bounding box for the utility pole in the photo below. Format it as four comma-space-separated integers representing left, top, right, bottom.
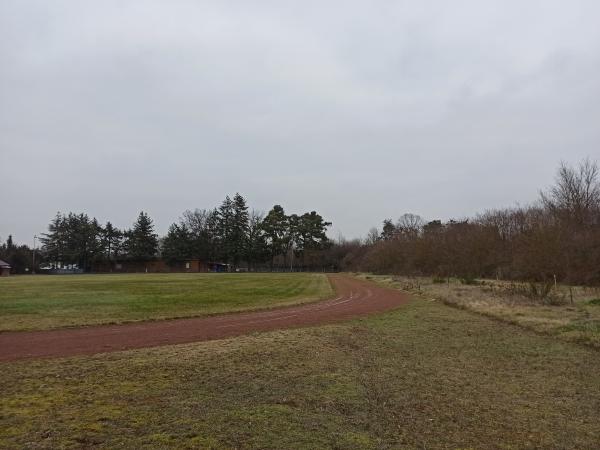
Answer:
32, 235, 37, 274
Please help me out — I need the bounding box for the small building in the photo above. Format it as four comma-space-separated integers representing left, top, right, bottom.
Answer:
208, 262, 230, 272
0, 259, 11, 276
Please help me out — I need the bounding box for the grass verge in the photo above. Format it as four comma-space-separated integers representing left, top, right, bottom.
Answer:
358, 273, 600, 348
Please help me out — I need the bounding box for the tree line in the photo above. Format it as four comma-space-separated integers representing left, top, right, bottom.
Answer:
0, 235, 34, 274
334, 158, 600, 285
3, 159, 599, 282
38, 211, 158, 271
162, 194, 331, 270
19, 193, 331, 272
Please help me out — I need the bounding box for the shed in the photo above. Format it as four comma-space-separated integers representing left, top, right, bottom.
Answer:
0, 259, 11, 276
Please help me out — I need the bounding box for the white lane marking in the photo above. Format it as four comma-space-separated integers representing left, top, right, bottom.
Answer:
215, 286, 377, 327
216, 313, 300, 328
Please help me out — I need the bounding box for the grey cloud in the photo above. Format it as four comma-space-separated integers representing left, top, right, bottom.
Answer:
1, 0, 600, 243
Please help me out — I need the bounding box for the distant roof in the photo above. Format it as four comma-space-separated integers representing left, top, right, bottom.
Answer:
0, 259, 11, 268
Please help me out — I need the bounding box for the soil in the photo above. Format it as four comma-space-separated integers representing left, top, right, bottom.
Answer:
0, 275, 408, 362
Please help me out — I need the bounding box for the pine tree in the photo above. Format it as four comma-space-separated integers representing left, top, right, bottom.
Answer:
206, 208, 221, 262
262, 205, 289, 270
126, 211, 158, 261
161, 223, 192, 263
217, 196, 234, 264
295, 211, 332, 268
381, 219, 397, 240
40, 213, 66, 268
246, 210, 268, 270
103, 221, 122, 262
231, 193, 249, 267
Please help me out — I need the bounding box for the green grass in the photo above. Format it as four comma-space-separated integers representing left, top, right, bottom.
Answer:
0, 273, 333, 331
1, 293, 599, 449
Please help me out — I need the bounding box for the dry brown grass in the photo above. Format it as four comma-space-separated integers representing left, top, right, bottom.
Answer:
359, 274, 600, 348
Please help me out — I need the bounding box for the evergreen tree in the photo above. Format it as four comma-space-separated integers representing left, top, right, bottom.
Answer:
161, 223, 192, 263
262, 205, 289, 269
217, 196, 234, 264
40, 212, 66, 267
231, 193, 250, 267
381, 219, 397, 240
102, 221, 122, 263
126, 211, 158, 261
246, 210, 269, 270
0, 236, 34, 274
206, 208, 221, 262
295, 211, 332, 267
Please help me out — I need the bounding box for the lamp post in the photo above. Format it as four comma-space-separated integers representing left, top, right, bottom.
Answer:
32, 235, 37, 274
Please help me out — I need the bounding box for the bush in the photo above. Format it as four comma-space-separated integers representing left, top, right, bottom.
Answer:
460, 276, 479, 285
499, 281, 567, 305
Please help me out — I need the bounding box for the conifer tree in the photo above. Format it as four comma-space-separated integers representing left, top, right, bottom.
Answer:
231, 193, 249, 267
126, 211, 158, 261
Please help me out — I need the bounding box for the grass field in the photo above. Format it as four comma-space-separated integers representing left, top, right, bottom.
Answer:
2, 285, 599, 449
0, 273, 333, 331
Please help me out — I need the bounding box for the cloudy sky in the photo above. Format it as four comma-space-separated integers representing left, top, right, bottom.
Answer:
1, 0, 599, 244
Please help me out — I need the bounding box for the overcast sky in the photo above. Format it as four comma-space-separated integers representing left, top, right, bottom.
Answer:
1, 1, 599, 244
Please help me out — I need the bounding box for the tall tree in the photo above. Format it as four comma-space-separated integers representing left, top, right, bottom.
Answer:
217, 196, 234, 264
178, 209, 213, 261
231, 193, 250, 267
294, 211, 332, 268
541, 158, 600, 226
381, 219, 396, 241
246, 210, 268, 270
161, 223, 192, 263
262, 205, 288, 270
40, 213, 66, 267
102, 221, 122, 264
126, 211, 158, 261
40, 212, 103, 271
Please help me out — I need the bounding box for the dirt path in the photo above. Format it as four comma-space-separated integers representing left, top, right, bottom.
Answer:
0, 275, 408, 362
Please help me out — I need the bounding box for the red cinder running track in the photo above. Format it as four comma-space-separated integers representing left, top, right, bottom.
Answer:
0, 275, 408, 362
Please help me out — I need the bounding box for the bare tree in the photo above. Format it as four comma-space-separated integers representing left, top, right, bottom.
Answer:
396, 213, 425, 238
365, 227, 380, 246
541, 157, 600, 226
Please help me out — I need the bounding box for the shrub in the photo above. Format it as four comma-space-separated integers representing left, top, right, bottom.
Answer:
460, 276, 479, 285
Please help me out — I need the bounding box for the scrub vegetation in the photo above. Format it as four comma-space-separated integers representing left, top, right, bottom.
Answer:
0, 273, 333, 331
360, 273, 600, 348
336, 158, 600, 287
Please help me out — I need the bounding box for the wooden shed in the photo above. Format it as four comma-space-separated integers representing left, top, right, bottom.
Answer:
0, 259, 11, 276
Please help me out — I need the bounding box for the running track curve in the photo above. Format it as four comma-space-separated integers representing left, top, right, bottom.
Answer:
0, 275, 408, 362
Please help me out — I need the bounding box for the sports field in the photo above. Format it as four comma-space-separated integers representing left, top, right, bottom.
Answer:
0, 273, 333, 331
2, 281, 599, 449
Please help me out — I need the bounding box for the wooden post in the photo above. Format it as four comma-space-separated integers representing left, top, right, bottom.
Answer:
570, 286, 574, 305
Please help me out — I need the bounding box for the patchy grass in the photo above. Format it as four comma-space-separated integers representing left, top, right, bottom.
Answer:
1, 294, 600, 449
359, 274, 600, 348
0, 273, 333, 331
